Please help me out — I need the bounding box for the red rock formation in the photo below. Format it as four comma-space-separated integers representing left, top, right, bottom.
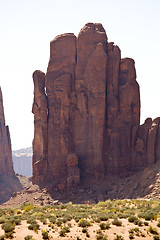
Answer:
74, 24, 107, 182
0, 88, 22, 204
0, 88, 14, 176
32, 71, 48, 185
106, 57, 140, 174
32, 23, 160, 190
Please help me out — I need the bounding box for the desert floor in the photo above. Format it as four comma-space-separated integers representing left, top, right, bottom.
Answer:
1, 200, 160, 239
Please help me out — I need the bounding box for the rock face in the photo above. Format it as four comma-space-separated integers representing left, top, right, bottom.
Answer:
0, 88, 22, 204
32, 23, 160, 190
0, 88, 14, 176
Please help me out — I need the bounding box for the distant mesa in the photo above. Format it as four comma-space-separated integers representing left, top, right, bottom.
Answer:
32, 23, 160, 193
12, 147, 32, 177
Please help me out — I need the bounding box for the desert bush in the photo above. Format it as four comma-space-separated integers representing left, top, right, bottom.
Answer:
7, 216, 21, 225
98, 214, 108, 221
148, 226, 158, 235
59, 226, 70, 237
86, 231, 90, 238
114, 235, 124, 240
117, 213, 128, 219
144, 221, 149, 226
4, 231, 14, 239
27, 217, 37, 224
129, 233, 134, 239
56, 218, 63, 226
99, 222, 110, 230
42, 231, 49, 239
78, 219, 91, 227
96, 230, 108, 240
48, 215, 56, 224
157, 221, 160, 227
38, 216, 47, 224
138, 211, 155, 220
24, 235, 35, 240
1, 222, 15, 233
28, 222, 40, 232
0, 236, 5, 240
153, 235, 160, 240
128, 216, 138, 223
112, 218, 122, 226
0, 217, 5, 224
82, 228, 87, 233
134, 219, 143, 226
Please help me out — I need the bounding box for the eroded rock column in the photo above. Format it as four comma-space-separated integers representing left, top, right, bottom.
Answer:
0, 88, 14, 176
32, 71, 48, 185
74, 23, 108, 182
46, 34, 77, 186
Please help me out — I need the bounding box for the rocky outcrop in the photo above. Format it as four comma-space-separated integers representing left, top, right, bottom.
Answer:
0, 88, 22, 204
0, 88, 14, 176
32, 23, 160, 190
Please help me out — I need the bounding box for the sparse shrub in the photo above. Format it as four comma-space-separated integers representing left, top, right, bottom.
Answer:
49, 215, 56, 224
134, 219, 143, 226
48, 222, 54, 229
128, 216, 138, 223
86, 231, 90, 238
82, 228, 87, 233
148, 226, 158, 235
114, 235, 124, 240
56, 218, 63, 226
4, 231, 14, 239
24, 235, 34, 240
112, 218, 122, 226
38, 216, 47, 224
153, 235, 160, 240
0, 236, 5, 240
76, 237, 81, 240
59, 226, 70, 237
138, 211, 154, 221
129, 233, 134, 239
28, 222, 40, 232
157, 222, 160, 227
144, 221, 149, 226
0, 217, 5, 224
27, 218, 37, 224
78, 219, 91, 227
1, 222, 15, 233
42, 231, 49, 239
99, 222, 110, 230
96, 230, 108, 240
98, 214, 108, 221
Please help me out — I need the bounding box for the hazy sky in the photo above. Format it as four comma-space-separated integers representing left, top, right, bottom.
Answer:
1, 0, 160, 150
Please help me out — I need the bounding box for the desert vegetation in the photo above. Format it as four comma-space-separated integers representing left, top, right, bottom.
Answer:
1, 199, 160, 239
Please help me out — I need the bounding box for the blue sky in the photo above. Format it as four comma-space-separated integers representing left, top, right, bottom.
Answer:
0, 0, 160, 150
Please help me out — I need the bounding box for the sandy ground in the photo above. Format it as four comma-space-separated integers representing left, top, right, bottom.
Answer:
0, 218, 160, 239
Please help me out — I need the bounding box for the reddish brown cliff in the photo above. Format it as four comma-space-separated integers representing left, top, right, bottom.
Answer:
0, 88, 14, 176
0, 88, 22, 204
32, 23, 160, 190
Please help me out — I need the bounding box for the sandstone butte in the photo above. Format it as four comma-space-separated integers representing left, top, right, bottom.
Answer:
32, 23, 160, 192
0, 88, 22, 204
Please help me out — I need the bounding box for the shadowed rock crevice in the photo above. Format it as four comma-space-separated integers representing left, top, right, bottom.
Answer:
32, 22, 160, 192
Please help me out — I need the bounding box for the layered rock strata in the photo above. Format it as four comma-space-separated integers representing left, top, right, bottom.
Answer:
32, 23, 160, 190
